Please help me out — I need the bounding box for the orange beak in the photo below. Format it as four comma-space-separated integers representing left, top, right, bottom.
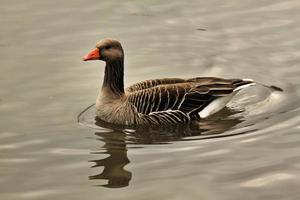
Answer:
83, 48, 100, 61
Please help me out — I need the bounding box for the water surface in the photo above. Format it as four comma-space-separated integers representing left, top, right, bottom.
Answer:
1, 0, 300, 199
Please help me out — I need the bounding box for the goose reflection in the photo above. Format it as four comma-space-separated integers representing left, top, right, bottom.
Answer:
89, 131, 132, 188
87, 107, 244, 188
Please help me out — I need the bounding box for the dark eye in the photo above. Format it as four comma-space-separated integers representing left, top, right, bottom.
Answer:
105, 45, 112, 50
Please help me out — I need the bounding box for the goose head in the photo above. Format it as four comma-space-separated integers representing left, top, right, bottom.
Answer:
83, 38, 124, 62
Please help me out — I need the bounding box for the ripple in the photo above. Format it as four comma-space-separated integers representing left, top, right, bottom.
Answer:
50, 148, 90, 155
0, 132, 20, 139
241, 173, 296, 187
0, 139, 47, 150
255, 1, 300, 12
0, 158, 37, 164
19, 189, 64, 199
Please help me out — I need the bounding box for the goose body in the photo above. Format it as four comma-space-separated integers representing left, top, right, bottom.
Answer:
83, 39, 255, 126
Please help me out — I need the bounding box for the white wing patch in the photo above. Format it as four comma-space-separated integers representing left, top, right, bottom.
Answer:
234, 79, 256, 92
199, 93, 235, 118
199, 80, 256, 118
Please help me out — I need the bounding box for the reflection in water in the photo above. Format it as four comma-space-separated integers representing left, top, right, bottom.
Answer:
89, 131, 132, 188
88, 107, 244, 188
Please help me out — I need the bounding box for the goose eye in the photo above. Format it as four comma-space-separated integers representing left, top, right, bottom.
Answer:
105, 45, 112, 50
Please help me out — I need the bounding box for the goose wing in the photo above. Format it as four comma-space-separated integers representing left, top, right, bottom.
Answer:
126, 78, 186, 92
126, 77, 250, 92
127, 78, 254, 115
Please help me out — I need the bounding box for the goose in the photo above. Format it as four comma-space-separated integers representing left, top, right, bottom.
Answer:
83, 38, 255, 126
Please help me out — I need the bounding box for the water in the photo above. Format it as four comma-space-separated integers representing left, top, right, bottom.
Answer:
1, 0, 300, 199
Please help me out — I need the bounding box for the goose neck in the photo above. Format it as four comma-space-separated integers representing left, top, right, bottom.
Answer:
102, 59, 125, 97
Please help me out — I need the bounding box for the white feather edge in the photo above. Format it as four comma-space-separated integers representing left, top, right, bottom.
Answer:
199, 79, 256, 118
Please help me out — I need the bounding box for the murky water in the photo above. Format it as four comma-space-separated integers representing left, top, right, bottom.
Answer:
1, 0, 300, 199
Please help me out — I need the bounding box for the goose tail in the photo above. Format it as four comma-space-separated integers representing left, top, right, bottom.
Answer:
234, 79, 283, 92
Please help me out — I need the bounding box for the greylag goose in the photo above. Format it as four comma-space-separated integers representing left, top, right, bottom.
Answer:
83, 38, 255, 126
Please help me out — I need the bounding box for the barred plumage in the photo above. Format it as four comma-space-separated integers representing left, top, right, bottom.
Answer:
83, 38, 256, 126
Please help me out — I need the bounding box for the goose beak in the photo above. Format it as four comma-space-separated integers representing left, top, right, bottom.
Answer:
83, 48, 100, 61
